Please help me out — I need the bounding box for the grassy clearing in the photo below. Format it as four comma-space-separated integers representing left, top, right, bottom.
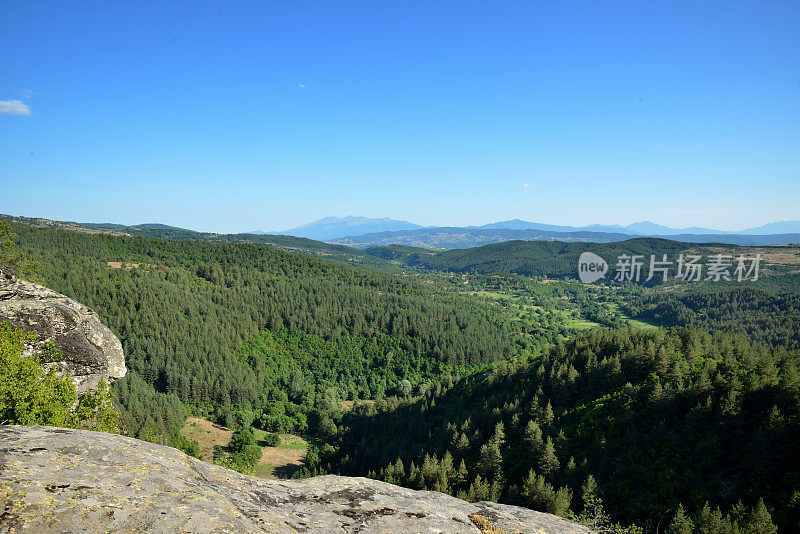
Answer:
252, 428, 308, 478
606, 302, 659, 330
180, 417, 308, 479
624, 316, 660, 329
563, 316, 601, 330
553, 309, 600, 330
254, 463, 276, 478
468, 285, 662, 333
180, 416, 232, 461
469, 288, 605, 331
341, 399, 376, 412
253, 428, 309, 450
471, 290, 514, 300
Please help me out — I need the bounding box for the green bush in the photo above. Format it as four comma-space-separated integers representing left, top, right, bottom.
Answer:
262, 432, 280, 447
0, 322, 119, 432
220, 425, 262, 475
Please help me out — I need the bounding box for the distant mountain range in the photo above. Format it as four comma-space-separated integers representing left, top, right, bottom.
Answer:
336, 227, 636, 248
737, 221, 800, 235
469, 218, 797, 236
8, 212, 800, 250
266, 216, 423, 241
245, 216, 800, 247
332, 227, 800, 248
250, 216, 800, 242
7, 213, 800, 286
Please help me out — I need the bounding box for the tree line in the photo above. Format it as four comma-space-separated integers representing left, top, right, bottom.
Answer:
315, 328, 797, 532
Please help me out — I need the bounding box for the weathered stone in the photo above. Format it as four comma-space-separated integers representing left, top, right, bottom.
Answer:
0, 426, 593, 533
0, 266, 126, 391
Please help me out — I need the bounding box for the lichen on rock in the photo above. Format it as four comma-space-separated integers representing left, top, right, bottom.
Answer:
0, 426, 592, 534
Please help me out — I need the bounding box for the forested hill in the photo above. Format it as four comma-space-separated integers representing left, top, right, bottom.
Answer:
1, 214, 384, 267
367, 239, 800, 285
11, 214, 796, 284
336, 226, 800, 248
326, 327, 800, 532
627, 286, 800, 350
12, 223, 518, 443
366, 238, 692, 278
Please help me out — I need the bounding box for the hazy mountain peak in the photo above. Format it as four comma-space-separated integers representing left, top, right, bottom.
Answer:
253, 216, 800, 242
280, 216, 423, 241
624, 221, 725, 235
738, 220, 800, 235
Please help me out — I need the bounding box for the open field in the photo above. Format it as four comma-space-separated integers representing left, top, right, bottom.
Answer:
252, 429, 308, 479
180, 416, 232, 461
606, 302, 659, 330
341, 399, 376, 411
181, 417, 308, 479
466, 288, 605, 331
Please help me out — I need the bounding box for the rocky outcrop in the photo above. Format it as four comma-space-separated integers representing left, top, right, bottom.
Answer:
0, 266, 126, 391
0, 426, 592, 534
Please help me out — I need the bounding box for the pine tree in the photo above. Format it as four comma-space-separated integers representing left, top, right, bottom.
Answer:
454, 459, 469, 488
550, 486, 572, 517
745, 498, 777, 534
667, 504, 693, 534
492, 421, 505, 447
538, 436, 560, 475
542, 401, 555, 426
454, 432, 470, 456
522, 420, 543, 455
441, 450, 454, 482
564, 456, 578, 487
522, 469, 546, 509
521, 469, 564, 513
581, 475, 599, 513
468, 474, 490, 502
433, 470, 450, 494
408, 461, 421, 489
695, 501, 724, 534
421, 454, 439, 489
393, 458, 405, 480
478, 441, 504, 483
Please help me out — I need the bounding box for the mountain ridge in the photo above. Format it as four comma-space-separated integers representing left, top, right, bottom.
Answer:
6, 212, 800, 250
334, 227, 800, 248
255, 216, 800, 241
274, 215, 424, 241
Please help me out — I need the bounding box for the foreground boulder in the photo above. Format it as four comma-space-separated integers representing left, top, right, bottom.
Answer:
0, 266, 126, 391
0, 426, 591, 533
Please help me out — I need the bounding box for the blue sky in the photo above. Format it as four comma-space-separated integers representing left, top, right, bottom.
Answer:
1, 1, 799, 233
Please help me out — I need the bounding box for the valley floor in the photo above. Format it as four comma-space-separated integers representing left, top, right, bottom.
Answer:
180, 417, 308, 479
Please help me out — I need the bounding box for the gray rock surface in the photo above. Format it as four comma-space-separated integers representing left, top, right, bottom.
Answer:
0, 426, 593, 534
0, 266, 126, 391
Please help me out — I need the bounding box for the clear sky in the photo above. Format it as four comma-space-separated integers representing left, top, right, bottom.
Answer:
1, 1, 799, 233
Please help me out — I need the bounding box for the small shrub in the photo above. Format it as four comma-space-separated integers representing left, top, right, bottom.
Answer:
262, 432, 280, 447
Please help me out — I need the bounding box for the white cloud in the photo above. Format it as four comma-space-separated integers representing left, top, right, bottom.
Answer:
0, 99, 32, 116
298, 82, 306, 89
523, 182, 531, 189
